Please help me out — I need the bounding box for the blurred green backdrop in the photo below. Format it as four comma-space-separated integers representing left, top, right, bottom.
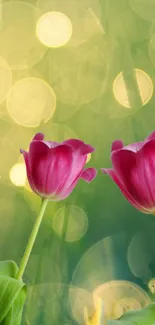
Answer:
0, 0, 155, 324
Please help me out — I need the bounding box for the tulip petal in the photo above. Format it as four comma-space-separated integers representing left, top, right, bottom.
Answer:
58, 141, 88, 189
20, 149, 38, 193
145, 131, 155, 141
81, 168, 97, 182
61, 139, 95, 187
43, 141, 59, 148
111, 145, 155, 209
29, 140, 49, 166
32, 133, 44, 141
45, 144, 73, 196
63, 139, 95, 155
101, 168, 148, 213
29, 140, 51, 194
124, 142, 144, 152
111, 140, 124, 152
58, 168, 97, 200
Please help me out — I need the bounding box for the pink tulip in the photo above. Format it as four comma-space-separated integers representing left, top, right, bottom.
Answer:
21, 133, 97, 201
101, 131, 155, 214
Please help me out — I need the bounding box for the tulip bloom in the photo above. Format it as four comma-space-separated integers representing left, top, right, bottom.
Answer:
101, 131, 155, 214
21, 133, 97, 201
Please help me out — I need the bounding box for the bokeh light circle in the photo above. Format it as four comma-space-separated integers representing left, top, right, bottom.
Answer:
36, 11, 72, 48
25, 283, 93, 325
6, 77, 56, 127
113, 297, 141, 319
68, 287, 94, 324
0, 57, 12, 103
127, 226, 155, 282
36, 0, 103, 46
113, 69, 153, 108
93, 281, 150, 319
0, 1, 47, 69
48, 37, 108, 105
148, 278, 155, 294
52, 205, 88, 242
9, 163, 26, 187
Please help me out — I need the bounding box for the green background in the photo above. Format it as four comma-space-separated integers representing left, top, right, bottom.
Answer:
0, 0, 155, 324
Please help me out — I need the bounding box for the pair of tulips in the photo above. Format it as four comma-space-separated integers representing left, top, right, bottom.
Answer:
22, 130, 155, 215
2, 130, 155, 325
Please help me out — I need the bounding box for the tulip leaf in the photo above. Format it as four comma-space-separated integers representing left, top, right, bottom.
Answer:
108, 303, 155, 325
0, 260, 26, 324
0, 260, 18, 278
1, 286, 27, 325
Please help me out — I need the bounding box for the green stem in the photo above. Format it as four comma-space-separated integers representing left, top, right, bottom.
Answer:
16, 199, 48, 280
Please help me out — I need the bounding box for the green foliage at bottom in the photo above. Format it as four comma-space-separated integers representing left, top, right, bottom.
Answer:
108, 303, 155, 325
0, 261, 26, 325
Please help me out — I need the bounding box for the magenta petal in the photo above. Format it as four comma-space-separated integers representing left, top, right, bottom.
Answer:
111, 140, 124, 152
29, 140, 50, 167
32, 133, 44, 141
56, 166, 96, 200
124, 142, 144, 152
101, 168, 148, 212
45, 144, 73, 196
111, 145, 155, 209
111, 149, 137, 182
43, 141, 59, 148
29, 140, 50, 193
145, 131, 155, 141
20, 149, 37, 193
63, 139, 95, 155
81, 168, 97, 182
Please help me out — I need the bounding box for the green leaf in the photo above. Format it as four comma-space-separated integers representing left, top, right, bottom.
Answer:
0, 261, 18, 278
2, 286, 27, 325
0, 260, 26, 324
108, 303, 155, 325
0, 274, 24, 322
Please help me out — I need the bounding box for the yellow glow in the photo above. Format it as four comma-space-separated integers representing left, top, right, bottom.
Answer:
113, 69, 153, 108
113, 297, 141, 319
52, 205, 88, 242
0, 56, 12, 103
86, 153, 91, 163
9, 163, 26, 187
48, 38, 107, 105
0, 2, 46, 69
69, 287, 94, 325
36, 11, 72, 48
93, 280, 150, 319
84, 299, 104, 325
36, 0, 102, 46
6, 77, 56, 127
148, 278, 155, 294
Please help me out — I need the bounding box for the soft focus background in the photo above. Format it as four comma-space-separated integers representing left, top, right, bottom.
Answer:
0, 0, 155, 324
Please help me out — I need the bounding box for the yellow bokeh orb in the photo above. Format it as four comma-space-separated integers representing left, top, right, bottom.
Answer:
52, 205, 88, 242
93, 280, 150, 319
6, 77, 56, 127
9, 163, 26, 187
0, 2, 47, 69
113, 69, 153, 108
148, 278, 155, 294
36, 11, 72, 48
